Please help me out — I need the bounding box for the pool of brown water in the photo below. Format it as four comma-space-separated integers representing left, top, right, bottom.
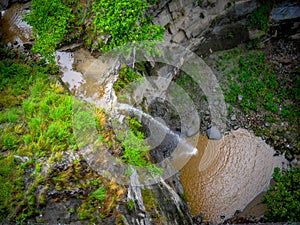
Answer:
180, 129, 287, 223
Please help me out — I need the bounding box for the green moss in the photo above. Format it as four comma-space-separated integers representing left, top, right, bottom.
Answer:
141, 189, 156, 212
126, 199, 135, 211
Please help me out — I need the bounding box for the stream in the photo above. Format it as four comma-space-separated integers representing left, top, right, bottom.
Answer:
0, 4, 289, 224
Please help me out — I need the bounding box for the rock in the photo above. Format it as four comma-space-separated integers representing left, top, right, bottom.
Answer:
271, 5, 300, 22
230, 114, 237, 121
23, 42, 33, 50
153, 9, 172, 27
206, 126, 222, 140
234, 0, 258, 17
238, 94, 243, 101
233, 125, 239, 130
0, 0, 9, 10
172, 30, 187, 43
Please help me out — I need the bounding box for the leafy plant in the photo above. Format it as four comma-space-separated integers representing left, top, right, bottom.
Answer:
91, 0, 164, 52
91, 186, 106, 202
25, 0, 164, 59
25, 0, 75, 61
127, 199, 135, 211
113, 67, 143, 94
121, 130, 150, 167
263, 167, 300, 222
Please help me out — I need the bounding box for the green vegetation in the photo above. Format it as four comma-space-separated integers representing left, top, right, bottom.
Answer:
197, 0, 203, 7
0, 48, 75, 221
248, 1, 273, 31
212, 47, 300, 154
0, 47, 130, 223
91, 186, 106, 201
217, 50, 299, 120
141, 189, 156, 212
24, 0, 76, 60
113, 67, 143, 94
91, 0, 164, 52
25, 0, 164, 60
121, 130, 150, 167
120, 117, 150, 167
263, 167, 300, 222
126, 199, 135, 211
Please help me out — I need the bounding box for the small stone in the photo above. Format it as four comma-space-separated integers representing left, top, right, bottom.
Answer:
233, 125, 239, 130
230, 114, 237, 121
265, 122, 270, 127
6, 42, 12, 49
206, 126, 222, 140
204, 116, 210, 121
226, 121, 231, 128
238, 94, 243, 101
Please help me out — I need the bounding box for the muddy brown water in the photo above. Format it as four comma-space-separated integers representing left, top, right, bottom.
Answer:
180, 129, 287, 223
1, 3, 32, 45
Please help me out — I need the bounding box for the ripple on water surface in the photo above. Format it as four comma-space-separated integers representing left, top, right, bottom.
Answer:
180, 129, 287, 223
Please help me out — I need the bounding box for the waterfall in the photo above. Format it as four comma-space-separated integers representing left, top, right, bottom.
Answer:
116, 103, 198, 156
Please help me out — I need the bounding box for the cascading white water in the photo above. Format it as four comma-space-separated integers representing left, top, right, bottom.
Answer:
116, 103, 198, 156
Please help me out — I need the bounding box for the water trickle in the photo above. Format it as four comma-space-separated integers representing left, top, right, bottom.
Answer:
55, 49, 120, 111
180, 129, 287, 223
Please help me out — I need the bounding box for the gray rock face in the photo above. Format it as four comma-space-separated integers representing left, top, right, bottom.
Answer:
271, 4, 300, 22
0, 0, 9, 10
148, 0, 261, 56
206, 126, 222, 140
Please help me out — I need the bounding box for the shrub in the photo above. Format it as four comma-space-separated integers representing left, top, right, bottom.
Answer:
263, 167, 300, 222
25, 0, 164, 59
25, 0, 75, 60
91, 0, 164, 52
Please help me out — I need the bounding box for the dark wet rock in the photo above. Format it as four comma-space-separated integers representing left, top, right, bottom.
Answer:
206, 126, 222, 140
23, 42, 33, 50
0, 0, 30, 10
233, 125, 239, 130
0, 0, 9, 10
150, 133, 179, 163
